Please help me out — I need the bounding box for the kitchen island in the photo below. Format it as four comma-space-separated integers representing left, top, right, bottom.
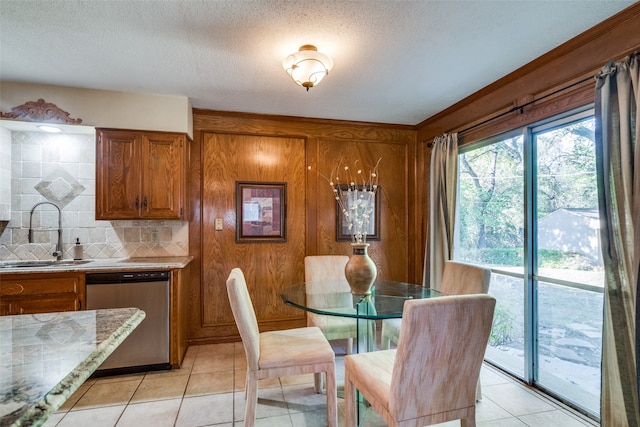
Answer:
0, 308, 145, 427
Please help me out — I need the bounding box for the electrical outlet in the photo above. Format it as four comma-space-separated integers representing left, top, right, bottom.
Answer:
215, 218, 223, 230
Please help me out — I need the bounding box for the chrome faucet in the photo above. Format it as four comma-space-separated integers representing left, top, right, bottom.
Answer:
28, 201, 63, 261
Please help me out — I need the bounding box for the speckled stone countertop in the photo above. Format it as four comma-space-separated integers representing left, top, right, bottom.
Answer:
0, 256, 193, 274
0, 308, 145, 427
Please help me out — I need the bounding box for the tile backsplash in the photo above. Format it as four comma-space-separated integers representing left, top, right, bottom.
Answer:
0, 128, 11, 220
0, 129, 188, 261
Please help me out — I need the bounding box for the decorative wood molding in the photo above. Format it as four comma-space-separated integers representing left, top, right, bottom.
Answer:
0, 98, 82, 124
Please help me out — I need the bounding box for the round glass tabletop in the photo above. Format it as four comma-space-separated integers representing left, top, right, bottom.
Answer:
281, 279, 443, 320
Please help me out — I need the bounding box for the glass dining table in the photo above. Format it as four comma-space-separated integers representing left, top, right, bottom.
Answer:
281, 279, 443, 353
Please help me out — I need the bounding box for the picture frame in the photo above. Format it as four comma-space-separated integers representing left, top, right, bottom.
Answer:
236, 181, 287, 243
335, 184, 381, 241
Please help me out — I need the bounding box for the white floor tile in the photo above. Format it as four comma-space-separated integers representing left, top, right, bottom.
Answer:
289, 409, 329, 427
56, 405, 125, 427
478, 417, 528, 427
41, 412, 65, 427
476, 397, 515, 422
252, 414, 293, 427
116, 399, 181, 427
482, 382, 556, 416
518, 409, 592, 427
176, 392, 234, 426
282, 384, 329, 413
234, 386, 289, 421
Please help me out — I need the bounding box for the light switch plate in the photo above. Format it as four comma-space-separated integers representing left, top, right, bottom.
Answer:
215, 218, 223, 230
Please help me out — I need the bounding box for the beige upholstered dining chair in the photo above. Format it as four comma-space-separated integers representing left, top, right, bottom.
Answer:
380, 260, 491, 399
381, 261, 491, 349
226, 268, 338, 427
305, 255, 359, 392
345, 294, 496, 427
304, 255, 358, 353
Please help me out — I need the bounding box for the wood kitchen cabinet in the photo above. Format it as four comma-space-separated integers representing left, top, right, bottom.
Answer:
170, 264, 190, 368
95, 128, 188, 220
0, 272, 85, 316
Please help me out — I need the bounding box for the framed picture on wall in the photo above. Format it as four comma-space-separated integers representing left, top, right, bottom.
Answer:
335, 184, 381, 241
236, 181, 287, 243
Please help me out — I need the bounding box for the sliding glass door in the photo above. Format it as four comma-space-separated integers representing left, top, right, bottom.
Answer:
454, 108, 603, 418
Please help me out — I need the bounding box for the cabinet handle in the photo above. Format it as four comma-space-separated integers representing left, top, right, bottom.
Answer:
135, 197, 140, 209
143, 197, 148, 209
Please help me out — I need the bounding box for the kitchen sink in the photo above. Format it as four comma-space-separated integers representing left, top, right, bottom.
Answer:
0, 260, 92, 269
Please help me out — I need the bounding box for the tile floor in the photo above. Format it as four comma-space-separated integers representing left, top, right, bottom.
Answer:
42, 342, 598, 427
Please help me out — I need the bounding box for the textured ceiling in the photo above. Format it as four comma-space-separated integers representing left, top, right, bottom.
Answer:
0, 1, 635, 125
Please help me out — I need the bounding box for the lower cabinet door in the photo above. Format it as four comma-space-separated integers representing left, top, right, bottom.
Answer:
11, 296, 80, 315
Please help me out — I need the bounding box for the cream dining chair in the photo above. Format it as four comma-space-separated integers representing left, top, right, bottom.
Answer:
226, 268, 338, 427
345, 294, 496, 427
380, 260, 491, 349
305, 255, 359, 392
304, 255, 358, 352
380, 260, 491, 399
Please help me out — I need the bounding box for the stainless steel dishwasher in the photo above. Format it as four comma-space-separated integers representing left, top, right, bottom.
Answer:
86, 271, 171, 376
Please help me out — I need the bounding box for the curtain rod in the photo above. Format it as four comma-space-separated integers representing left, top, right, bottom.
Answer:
426, 72, 597, 147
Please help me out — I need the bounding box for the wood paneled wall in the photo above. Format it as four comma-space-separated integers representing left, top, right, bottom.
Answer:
189, 112, 416, 343
200, 133, 306, 338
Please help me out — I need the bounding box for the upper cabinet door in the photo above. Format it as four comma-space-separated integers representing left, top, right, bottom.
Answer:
96, 129, 141, 219
142, 133, 184, 219
96, 128, 187, 220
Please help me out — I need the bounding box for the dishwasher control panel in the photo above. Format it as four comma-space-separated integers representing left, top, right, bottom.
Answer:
86, 271, 170, 284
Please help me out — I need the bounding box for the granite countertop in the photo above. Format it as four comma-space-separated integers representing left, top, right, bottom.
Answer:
0, 308, 145, 427
0, 256, 193, 274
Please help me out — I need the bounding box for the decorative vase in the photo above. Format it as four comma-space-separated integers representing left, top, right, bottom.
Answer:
344, 243, 377, 295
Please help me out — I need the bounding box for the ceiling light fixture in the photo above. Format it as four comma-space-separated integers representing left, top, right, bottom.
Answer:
283, 45, 333, 91
38, 125, 63, 133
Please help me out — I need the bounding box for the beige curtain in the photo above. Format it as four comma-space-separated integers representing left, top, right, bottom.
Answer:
595, 52, 640, 427
424, 133, 458, 290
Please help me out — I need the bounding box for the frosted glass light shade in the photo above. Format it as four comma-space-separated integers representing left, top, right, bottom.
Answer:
283, 45, 333, 91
